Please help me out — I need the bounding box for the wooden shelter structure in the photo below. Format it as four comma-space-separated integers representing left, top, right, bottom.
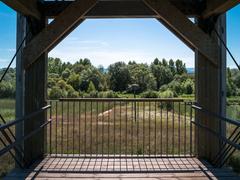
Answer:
1, 0, 240, 179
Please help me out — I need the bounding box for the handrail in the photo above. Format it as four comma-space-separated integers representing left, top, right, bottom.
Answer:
59, 98, 185, 102
192, 103, 240, 127
0, 105, 51, 132
0, 119, 52, 157
192, 102, 240, 167
191, 120, 240, 151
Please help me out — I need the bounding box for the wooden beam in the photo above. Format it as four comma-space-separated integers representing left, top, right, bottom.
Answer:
43, 0, 202, 18
23, 0, 97, 69
2, 0, 41, 19
202, 0, 240, 19
144, 0, 218, 66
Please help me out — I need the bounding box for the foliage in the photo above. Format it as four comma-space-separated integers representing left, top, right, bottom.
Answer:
108, 62, 131, 91
87, 81, 96, 93
140, 90, 159, 98
98, 91, 119, 98
229, 153, 240, 173
159, 89, 175, 110
0, 57, 197, 100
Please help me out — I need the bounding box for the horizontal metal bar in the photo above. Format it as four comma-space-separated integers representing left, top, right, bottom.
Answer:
0, 119, 52, 157
59, 98, 185, 102
192, 120, 240, 150
32, 169, 197, 174
48, 154, 195, 159
192, 104, 240, 127
0, 105, 51, 132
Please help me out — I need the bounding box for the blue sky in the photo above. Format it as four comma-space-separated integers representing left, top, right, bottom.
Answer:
0, 2, 239, 68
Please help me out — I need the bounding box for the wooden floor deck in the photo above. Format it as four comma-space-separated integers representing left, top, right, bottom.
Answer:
5, 156, 239, 179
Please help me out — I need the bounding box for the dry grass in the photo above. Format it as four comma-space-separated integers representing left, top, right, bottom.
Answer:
48, 101, 195, 156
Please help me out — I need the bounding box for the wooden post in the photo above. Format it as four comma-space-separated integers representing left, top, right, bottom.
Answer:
195, 14, 226, 162
15, 13, 26, 167
23, 17, 48, 167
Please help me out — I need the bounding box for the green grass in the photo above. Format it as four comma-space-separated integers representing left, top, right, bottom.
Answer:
0, 99, 15, 178
48, 100, 193, 155
0, 99, 15, 121
1, 97, 240, 177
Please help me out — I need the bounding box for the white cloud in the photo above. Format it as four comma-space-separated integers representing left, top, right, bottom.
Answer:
49, 46, 194, 68
0, 48, 15, 52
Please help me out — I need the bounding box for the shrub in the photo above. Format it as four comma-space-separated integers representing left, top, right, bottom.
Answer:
85, 91, 98, 98
48, 86, 67, 99
159, 89, 174, 110
159, 89, 174, 98
229, 154, 240, 173
140, 90, 159, 98
87, 81, 96, 93
98, 91, 119, 98
0, 81, 15, 98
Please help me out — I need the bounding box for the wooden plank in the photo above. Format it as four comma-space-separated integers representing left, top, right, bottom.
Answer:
202, 0, 240, 19
44, 0, 157, 19
43, 0, 202, 18
6, 157, 239, 179
15, 13, 26, 167
23, 16, 48, 167
23, 0, 97, 69
143, 0, 219, 66
195, 15, 227, 162
2, 0, 41, 19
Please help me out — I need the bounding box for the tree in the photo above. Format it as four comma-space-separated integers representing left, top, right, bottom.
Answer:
61, 68, 71, 80
0, 81, 15, 98
48, 57, 63, 74
128, 63, 157, 92
227, 68, 237, 96
169, 59, 176, 75
67, 73, 80, 91
108, 62, 131, 91
153, 58, 160, 65
175, 59, 187, 75
49, 86, 67, 99
183, 79, 194, 94
87, 81, 96, 93
151, 64, 173, 89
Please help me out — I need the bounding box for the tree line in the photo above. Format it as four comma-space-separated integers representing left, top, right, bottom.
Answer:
1, 57, 239, 99
1, 57, 194, 99
47, 57, 195, 99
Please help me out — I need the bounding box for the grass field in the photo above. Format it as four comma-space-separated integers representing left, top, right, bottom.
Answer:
48, 100, 193, 156
1, 98, 240, 177
0, 99, 15, 177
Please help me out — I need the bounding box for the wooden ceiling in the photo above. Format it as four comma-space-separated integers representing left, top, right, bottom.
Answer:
43, 0, 204, 18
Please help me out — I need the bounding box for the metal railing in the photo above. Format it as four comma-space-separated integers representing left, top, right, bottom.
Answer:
48, 98, 195, 157
192, 103, 240, 167
0, 105, 51, 168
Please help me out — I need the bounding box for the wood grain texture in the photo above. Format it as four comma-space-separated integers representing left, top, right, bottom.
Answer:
144, 0, 219, 66
23, 0, 97, 69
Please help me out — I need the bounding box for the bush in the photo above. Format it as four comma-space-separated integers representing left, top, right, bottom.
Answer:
98, 91, 119, 98
0, 81, 15, 98
229, 154, 240, 173
87, 81, 96, 93
159, 89, 174, 110
183, 79, 194, 94
48, 86, 67, 99
140, 90, 159, 98
85, 91, 98, 98
159, 89, 174, 98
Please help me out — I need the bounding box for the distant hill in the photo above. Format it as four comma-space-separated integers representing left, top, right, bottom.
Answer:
187, 68, 194, 74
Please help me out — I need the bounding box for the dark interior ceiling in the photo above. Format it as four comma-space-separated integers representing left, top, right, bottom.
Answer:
42, 0, 206, 18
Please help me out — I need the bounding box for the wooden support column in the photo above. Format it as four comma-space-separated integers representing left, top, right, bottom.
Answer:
15, 13, 26, 167
23, 17, 48, 167
195, 14, 226, 162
